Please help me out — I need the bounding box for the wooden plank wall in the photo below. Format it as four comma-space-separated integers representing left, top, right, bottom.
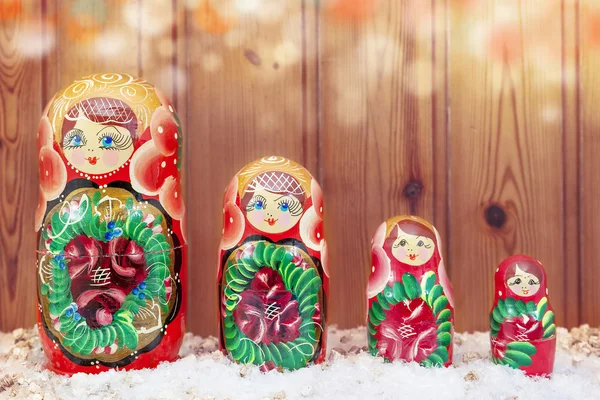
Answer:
0, 0, 596, 335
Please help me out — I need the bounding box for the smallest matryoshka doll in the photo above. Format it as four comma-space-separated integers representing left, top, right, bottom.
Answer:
366, 215, 454, 367
490, 255, 556, 376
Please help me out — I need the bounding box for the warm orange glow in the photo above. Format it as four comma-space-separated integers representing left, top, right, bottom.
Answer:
489, 23, 522, 62
585, 12, 600, 48
65, 14, 101, 44
193, 0, 236, 35
0, 0, 22, 21
325, 0, 378, 22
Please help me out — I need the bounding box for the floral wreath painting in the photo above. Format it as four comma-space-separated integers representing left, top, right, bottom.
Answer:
489, 255, 556, 376
218, 156, 328, 371
35, 73, 186, 374
366, 215, 454, 367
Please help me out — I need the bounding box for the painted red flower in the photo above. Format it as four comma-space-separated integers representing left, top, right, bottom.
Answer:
233, 267, 301, 345
498, 315, 544, 342
367, 245, 391, 298
130, 105, 184, 220
220, 176, 244, 250
299, 179, 324, 251
375, 298, 438, 362
66, 235, 149, 329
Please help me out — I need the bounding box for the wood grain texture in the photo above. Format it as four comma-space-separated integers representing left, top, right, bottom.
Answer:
185, 1, 319, 335
320, 0, 445, 328
0, 0, 593, 333
448, 0, 567, 332
580, 0, 600, 326
0, 2, 42, 330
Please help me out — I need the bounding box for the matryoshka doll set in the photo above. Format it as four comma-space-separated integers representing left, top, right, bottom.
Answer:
217, 156, 328, 371
35, 73, 186, 374
366, 216, 454, 367
33, 74, 556, 377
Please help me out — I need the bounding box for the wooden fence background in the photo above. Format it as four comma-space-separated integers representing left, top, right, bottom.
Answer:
0, 0, 598, 336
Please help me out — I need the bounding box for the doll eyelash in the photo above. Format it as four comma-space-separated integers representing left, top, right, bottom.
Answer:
278, 198, 303, 216
98, 128, 132, 150
63, 129, 86, 149
246, 195, 267, 211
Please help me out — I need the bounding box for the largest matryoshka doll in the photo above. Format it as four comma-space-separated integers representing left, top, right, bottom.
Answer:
490, 255, 556, 376
35, 73, 186, 374
367, 215, 454, 367
218, 156, 328, 371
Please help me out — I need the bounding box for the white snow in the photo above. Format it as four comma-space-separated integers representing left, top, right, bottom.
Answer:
1, 326, 600, 400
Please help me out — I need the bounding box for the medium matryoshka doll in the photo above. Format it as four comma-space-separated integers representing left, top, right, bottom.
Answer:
490, 255, 556, 376
367, 215, 454, 367
35, 73, 186, 374
218, 156, 327, 371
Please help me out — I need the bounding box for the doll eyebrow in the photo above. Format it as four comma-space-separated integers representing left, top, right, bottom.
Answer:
95, 125, 119, 135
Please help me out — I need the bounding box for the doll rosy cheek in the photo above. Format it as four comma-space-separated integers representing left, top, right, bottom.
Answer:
396, 248, 407, 258
70, 149, 85, 166
419, 248, 430, 259
102, 150, 119, 167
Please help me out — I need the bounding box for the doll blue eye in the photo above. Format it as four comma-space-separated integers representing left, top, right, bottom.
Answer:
255, 200, 264, 210
101, 136, 114, 147
71, 135, 82, 146
279, 202, 289, 212
417, 240, 424, 247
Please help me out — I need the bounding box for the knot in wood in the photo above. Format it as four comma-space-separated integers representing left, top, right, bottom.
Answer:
484, 204, 506, 229
403, 180, 423, 199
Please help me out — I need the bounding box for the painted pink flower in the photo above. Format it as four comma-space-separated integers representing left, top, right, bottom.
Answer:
299, 179, 324, 251
220, 177, 244, 250
130, 105, 184, 221
367, 245, 391, 298
233, 267, 301, 345
66, 235, 148, 328
375, 298, 438, 362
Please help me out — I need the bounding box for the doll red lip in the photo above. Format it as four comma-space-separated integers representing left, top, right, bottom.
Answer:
408, 254, 417, 261
264, 218, 278, 226
522, 289, 529, 294
86, 156, 99, 165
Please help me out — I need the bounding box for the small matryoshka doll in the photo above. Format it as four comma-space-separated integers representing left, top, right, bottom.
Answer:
36, 73, 186, 374
218, 156, 328, 371
490, 255, 556, 376
366, 215, 454, 367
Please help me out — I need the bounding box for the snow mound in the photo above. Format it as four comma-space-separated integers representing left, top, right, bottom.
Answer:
1, 326, 599, 399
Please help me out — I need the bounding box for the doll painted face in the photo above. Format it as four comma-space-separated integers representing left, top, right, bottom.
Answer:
389, 223, 436, 266
242, 171, 306, 234
506, 264, 541, 297
61, 97, 137, 175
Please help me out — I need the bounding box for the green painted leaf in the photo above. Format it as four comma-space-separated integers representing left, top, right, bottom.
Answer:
371, 301, 386, 321
427, 353, 444, 367
433, 296, 449, 315
420, 271, 436, 297
515, 300, 527, 314
537, 297, 548, 319
252, 241, 266, 265
504, 350, 532, 367
543, 325, 556, 339
402, 273, 421, 299
377, 293, 391, 310
392, 281, 406, 303
502, 356, 520, 369
433, 346, 449, 363
507, 341, 537, 356
542, 311, 555, 329
436, 309, 452, 324
437, 332, 452, 347
427, 285, 443, 307
437, 321, 452, 334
